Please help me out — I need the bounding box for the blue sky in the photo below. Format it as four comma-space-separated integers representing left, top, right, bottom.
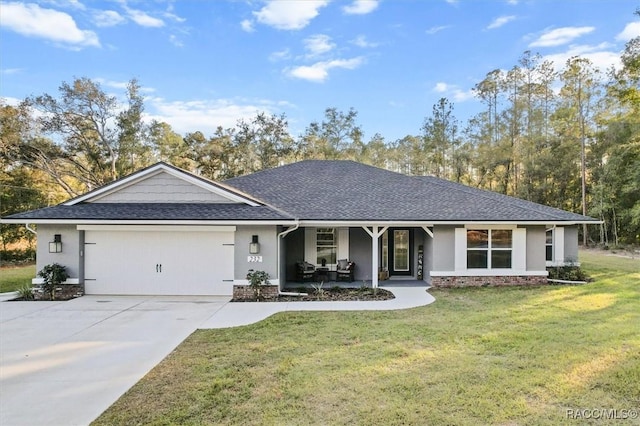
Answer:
1, 0, 639, 142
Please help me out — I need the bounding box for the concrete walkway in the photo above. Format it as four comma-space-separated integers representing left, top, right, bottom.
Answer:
199, 285, 435, 328
0, 286, 434, 426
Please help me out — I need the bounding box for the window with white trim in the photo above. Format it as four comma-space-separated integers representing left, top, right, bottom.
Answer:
316, 228, 337, 265
545, 229, 553, 262
467, 229, 512, 269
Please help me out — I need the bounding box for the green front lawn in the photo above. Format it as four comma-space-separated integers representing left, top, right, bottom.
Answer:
0, 264, 35, 293
94, 250, 640, 425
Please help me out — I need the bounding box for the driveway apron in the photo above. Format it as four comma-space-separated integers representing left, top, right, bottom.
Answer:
0, 296, 228, 426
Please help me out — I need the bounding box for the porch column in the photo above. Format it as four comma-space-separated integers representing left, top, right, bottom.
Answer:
362, 225, 388, 289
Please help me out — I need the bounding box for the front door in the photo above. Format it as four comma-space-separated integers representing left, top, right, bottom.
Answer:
388, 228, 413, 276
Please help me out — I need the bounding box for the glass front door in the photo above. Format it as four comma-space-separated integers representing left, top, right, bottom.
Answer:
394, 230, 409, 271
387, 228, 413, 276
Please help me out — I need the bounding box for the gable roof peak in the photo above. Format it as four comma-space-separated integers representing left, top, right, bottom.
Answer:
64, 161, 261, 207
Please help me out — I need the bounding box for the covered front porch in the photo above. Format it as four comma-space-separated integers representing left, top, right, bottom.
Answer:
280, 224, 434, 289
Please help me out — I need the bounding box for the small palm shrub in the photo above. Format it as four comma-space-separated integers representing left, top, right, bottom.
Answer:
17, 284, 35, 300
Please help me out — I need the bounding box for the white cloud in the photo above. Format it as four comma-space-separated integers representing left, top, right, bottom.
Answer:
253, 0, 329, 30
1, 67, 24, 75
241, 19, 255, 32
487, 15, 516, 30
433, 82, 449, 93
506, 0, 518, 5
47, 0, 86, 10
288, 57, 365, 83
269, 48, 291, 62
94, 78, 128, 90
163, 12, 186, 23
303, 34, 335, 57
426, 25, 450, 35
616, 21, 640, 41
542, 43, 621, 74
343, 0, 379, 15
451, 89, 474, 102
145, 98, 277, 136
432, 82, 473, 102
0, 2, 99, 48
93, 10, 125, 27
125, 7, 165, 28
352, 35, 378, 48
529, 26, 594, 47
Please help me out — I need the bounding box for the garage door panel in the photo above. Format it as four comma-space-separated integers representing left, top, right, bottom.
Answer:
85, 230, 234, 295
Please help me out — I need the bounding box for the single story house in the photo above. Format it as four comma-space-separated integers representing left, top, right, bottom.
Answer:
2, 160, 598, 295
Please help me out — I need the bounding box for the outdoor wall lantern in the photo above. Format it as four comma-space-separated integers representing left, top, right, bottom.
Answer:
49, 234, 62, 253
249, 235, 260, 254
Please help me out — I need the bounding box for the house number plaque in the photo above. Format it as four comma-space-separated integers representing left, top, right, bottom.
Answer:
247, 256, 263, 263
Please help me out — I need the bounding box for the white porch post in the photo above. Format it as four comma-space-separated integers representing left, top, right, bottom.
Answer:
362, 225, 388, 289
372, 226, 379, 288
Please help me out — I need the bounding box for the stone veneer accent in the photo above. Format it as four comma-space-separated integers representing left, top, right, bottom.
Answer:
233, 284, 279, 301
33, 284, 84, 300
431, 275, 547, 288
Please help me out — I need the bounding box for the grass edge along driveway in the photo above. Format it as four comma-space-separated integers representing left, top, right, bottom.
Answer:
94, 250, 639, 426
0, 264, 35, 293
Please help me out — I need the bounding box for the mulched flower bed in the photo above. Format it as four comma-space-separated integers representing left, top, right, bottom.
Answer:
233, 287, 395, 302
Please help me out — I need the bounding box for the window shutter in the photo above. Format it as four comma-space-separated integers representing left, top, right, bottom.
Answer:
512, 228, 526, 270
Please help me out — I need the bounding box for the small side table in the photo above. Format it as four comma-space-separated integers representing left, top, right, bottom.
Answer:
316, 267, 329, 282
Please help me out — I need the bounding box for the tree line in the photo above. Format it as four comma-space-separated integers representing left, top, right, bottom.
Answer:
2, 15, 639, 248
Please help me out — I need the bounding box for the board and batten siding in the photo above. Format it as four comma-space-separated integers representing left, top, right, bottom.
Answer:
92, 171, 237, 204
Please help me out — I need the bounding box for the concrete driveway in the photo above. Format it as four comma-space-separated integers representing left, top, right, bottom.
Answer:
0, 295, 229, 426
0, 287, 434, 426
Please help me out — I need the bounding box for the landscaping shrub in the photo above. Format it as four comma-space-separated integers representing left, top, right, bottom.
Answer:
246, 269, 270, 301
37, 263, 68, 300
0, 248, 36, 264
547, 264, 589, 282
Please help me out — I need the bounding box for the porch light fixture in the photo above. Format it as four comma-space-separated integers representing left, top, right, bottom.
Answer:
49, 234, 62, 253
249, 235, 260, 254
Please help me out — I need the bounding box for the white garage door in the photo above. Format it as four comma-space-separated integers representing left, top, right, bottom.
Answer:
84, 227, 235, 295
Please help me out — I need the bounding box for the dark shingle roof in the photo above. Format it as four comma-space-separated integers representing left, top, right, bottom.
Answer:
225, 160, 598, 222
4, 203, 291, 221
4, 160, 598, 223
